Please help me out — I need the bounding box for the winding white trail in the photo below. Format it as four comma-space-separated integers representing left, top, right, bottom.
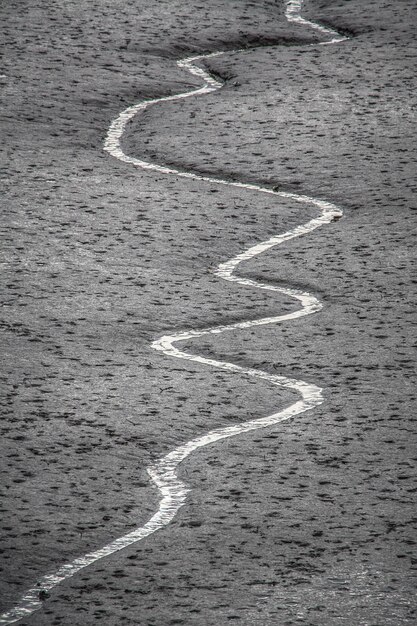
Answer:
0, 1, 346, 624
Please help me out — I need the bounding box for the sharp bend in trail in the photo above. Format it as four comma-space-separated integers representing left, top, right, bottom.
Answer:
0, 1, 347, 624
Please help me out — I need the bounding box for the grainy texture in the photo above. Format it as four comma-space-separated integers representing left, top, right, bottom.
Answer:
1, 0, 416, 624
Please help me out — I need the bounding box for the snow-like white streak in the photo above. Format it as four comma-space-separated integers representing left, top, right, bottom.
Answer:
0, 1, 346, 623
286, 0, 348, 43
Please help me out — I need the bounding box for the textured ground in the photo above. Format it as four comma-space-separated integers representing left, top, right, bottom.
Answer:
1, 0, 416, 624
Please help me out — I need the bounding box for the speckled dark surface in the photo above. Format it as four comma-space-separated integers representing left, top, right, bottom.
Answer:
1, 0, 416, 624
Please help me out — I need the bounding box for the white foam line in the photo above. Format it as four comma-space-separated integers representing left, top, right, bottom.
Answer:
0, 2, 347, 623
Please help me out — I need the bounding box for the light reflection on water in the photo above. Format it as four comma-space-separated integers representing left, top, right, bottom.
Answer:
249, 565, 415, 625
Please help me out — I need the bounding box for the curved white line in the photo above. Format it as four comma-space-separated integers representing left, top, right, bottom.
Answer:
286, 0, 348, 44
0, 2, 346, 623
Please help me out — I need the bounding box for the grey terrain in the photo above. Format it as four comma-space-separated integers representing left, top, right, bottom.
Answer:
1, 0, 416, 624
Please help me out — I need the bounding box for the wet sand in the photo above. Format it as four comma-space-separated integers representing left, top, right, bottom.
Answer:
1, 0, 416, 624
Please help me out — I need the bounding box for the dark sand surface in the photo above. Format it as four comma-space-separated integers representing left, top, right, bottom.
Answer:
1, 0, 416, 624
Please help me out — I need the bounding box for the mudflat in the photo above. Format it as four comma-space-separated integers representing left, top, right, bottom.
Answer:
1, 1, 416, 624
